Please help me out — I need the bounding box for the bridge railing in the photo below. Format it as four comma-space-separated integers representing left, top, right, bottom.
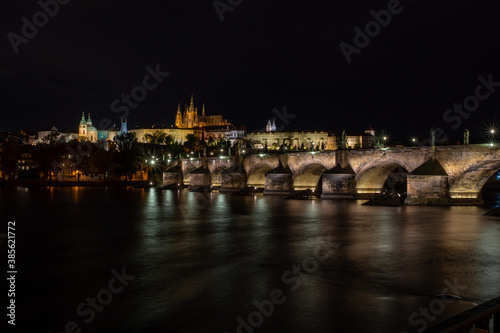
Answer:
424, 296, 500, 333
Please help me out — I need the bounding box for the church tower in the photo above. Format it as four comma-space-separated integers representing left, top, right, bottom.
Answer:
78, 112, 87, 141
266, 119, 272, 132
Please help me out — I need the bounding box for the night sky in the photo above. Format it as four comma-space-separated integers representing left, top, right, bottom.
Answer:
2, 0, 499, 142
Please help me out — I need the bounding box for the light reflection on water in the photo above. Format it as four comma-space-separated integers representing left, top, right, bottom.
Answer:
1, 187, 499, 332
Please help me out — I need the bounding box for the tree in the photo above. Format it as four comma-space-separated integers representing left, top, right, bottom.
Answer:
144, 130, 167, 145
115, 133, 143, 181
164, 134, 175, 146
35, 133, 66, 181
81, 144, 115, 180
0, 140, 21, 178
184, 134, 199, 148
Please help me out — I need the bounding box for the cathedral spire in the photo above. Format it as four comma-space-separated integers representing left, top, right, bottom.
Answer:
175, 102, 183, 128
190, 94, 194, 109
202, 103, 205, 117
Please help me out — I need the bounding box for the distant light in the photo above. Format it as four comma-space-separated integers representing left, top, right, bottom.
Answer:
383, 137, 387, 140
412, 138, 416, 142
491, 129, 496, 134
150, 160, 155, 165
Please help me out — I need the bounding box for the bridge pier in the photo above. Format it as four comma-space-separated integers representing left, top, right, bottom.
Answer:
220, 164, 247, 193
264, 164, 293, 195
188, 166, 211, 191
162, 165, 183, 187
405, 159, 451, 205
321, 165, 356, 199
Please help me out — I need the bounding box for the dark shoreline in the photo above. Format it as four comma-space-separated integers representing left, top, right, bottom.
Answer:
0, 179, 153, 188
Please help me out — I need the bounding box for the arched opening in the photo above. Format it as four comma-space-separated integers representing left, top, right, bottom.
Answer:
292, 163, 327, 192
211, 167, 227, 187
247, 164, 273, 188
383, 165, 409, 194
183, 165, 198, 185
482, 170, 500, 205
356, 161, 409, 197
450, 160, 500, 203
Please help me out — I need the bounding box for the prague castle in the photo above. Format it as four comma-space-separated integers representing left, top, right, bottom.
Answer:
175, 95, 230, 129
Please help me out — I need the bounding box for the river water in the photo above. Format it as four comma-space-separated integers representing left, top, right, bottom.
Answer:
1, 187, 499, 333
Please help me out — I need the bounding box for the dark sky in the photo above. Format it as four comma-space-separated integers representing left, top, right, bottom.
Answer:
1, 0, 499, 142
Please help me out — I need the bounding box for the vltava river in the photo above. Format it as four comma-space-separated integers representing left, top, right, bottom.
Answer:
1, 187, 499, 332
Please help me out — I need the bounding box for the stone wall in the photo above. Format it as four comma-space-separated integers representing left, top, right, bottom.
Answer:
405, 175, 450, 205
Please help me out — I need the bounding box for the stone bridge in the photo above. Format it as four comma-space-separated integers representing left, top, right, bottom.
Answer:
162, 145, 500, 205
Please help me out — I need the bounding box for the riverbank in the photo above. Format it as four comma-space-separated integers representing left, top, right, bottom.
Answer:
0, 179, 153, 188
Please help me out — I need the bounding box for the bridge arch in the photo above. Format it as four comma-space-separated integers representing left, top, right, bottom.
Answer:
449, 160, 500, 199
292, 163, 328, 191
183, 165, 198, 185
211, 166, 228, 187
355, 159, 412, 194
247, 163, 274, 188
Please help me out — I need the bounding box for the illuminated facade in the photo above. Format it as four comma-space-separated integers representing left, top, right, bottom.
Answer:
175, 95, 230, 129
78, 113, 126, 143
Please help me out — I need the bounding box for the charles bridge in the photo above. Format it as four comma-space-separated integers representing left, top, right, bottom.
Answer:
162, 144, 500, 205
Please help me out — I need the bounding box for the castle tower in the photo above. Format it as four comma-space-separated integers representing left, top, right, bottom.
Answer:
271, 120, 277, 131
175, 103, 183, 128
189, 94, 195, 111
120, 119, 128, 134
202, 103, 206, 117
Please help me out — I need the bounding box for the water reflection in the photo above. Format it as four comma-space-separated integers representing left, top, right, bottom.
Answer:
1, 187, 499, 332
